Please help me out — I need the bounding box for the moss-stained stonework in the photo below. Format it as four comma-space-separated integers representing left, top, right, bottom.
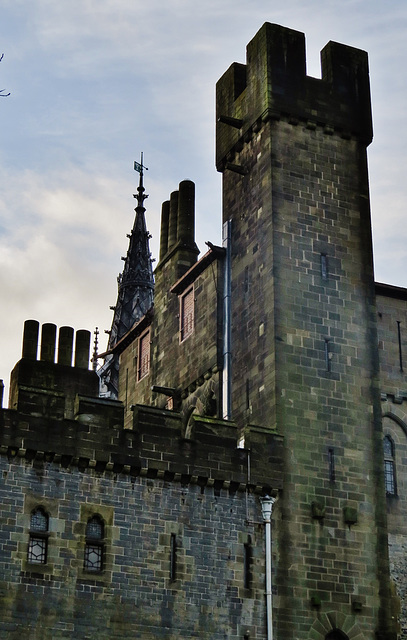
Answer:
0, 21, 405, 640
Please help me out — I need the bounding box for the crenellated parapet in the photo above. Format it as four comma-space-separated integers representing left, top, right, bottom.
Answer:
216, 22, 372, 170
1, 320, 283, 494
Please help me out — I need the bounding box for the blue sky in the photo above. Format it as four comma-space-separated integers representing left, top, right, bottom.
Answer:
1, 0, 407, 396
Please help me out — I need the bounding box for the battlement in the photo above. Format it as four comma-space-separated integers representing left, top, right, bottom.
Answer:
0, 403, 283, 493
216, 22, 372, 169
1, 319, 283, 492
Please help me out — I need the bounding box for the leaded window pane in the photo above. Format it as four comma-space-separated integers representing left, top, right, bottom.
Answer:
181, 289, 194, 342
28, 536, 47, 564
86, 517, 103, 540
138, 332, 150, 381
384, 460, 395, 495
383, 436, 393, 457
84, 516, 104, 573
84, 543, 103, 572
30, 508, 48, 532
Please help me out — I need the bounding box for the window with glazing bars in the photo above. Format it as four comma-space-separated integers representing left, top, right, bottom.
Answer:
28, 507, 49, 564
137, 330, 150, 381
383, 435, 397, 495
180, 288, 194, 342
84, 515, 104, 572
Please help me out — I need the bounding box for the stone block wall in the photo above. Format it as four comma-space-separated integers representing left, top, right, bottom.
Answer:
0, 455, 267, 639
377, 286, 407, 394
0, 326, 284, 639
377, 288, 407, 638
267, 121, 390, 640
122, 246, 225, 428
217, 22, 396, 640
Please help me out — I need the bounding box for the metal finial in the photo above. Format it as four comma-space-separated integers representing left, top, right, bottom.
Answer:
92, 327, 99, 372
133, 152, 149, 211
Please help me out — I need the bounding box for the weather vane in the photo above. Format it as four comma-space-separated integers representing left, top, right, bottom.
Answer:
134, 152, 148, 176
133, 152, 148, 210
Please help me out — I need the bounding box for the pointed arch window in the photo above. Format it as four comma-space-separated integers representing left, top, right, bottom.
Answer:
383, 435, 397, 496
28, 507, 49, 564
84, 515, 104, 572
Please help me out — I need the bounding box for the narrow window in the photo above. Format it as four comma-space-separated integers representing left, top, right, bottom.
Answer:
324, 339, 331, 372
137, 330, 150, 381
180, 288, 194, 342
243, 540, 252, 589
397, 321, 403, 372
28, 507, 49, 564
169, 533, 177, 581
244, 265, 249, 293
328, 448, 335, 483
84, 515, 104, 572
383, 436, 397, 496
320, 254, 328, 280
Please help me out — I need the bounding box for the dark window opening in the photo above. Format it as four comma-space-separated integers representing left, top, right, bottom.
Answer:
325, 631, 349, 640
170, 533, 177, 581
324, 339, 331, 372
84, 515, 104, 572
28, 507, 49, 564
244, 265, 249, 293
243, 540, 252, 589
397, 321, 403, 372
328, 448, 335, 483
320, 254, 328, 280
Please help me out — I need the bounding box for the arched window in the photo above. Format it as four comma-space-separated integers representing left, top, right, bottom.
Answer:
28, 507, 49, 564
383, 435, 397, 496
84, 515, 104, 572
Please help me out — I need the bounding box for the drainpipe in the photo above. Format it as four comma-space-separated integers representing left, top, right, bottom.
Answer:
261, 496, 276, 640
222, 219, 232, 420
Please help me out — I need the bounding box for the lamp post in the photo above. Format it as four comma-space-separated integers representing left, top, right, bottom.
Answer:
261, 495, 276, 640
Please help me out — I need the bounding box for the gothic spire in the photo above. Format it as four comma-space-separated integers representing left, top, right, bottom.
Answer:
99, 155, 155, 399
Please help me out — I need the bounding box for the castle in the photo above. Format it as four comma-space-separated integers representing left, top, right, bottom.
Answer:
0, 23, 406, 640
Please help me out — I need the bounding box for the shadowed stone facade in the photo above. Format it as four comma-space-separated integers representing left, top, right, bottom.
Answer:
376, 284, 407, 640
0, 22, 406, 640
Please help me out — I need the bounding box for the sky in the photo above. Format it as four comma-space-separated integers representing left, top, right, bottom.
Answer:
1, 0, 407, 400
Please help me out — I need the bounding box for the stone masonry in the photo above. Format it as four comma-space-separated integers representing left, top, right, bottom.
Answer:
0, 22, 406, 640
216, 23, 395, 640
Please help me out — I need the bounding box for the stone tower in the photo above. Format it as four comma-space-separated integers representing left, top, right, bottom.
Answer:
216, 23, 395, 640
0, 23, 404, 640
99, 157, 154, 398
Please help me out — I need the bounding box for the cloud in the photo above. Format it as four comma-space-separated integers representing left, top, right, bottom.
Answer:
2, 0, 407, 400
0, 164, 157, 391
